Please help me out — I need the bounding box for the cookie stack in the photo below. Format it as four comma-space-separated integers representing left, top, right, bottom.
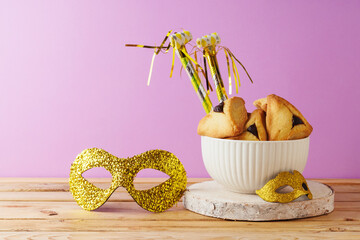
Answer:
197, 94, 313, 141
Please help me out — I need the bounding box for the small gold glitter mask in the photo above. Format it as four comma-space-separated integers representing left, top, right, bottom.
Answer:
256, 170, 313, 203
69, 148, 187, 212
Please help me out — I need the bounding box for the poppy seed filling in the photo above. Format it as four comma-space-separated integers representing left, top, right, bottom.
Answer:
292, 115, 304, 128
247, 123, 259, 138
213, 102, 224, 113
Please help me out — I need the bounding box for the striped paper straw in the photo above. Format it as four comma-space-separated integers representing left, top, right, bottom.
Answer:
170, 31, 212, 113
196, 33, 228, 103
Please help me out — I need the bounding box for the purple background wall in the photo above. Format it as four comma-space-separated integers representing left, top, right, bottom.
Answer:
1, 0, 359, 178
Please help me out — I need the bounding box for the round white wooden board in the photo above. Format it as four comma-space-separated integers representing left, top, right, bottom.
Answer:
183, 180, 334, 221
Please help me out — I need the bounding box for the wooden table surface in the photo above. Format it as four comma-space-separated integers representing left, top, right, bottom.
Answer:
0, 178, 359, 239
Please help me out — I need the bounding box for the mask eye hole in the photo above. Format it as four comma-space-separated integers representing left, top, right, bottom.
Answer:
292, 115, 304, 128
302, 182, 309, 191
247, 123, 259, 138
134, 168, 170, 190
275, 185, 294, 194
81, 167, 113, 190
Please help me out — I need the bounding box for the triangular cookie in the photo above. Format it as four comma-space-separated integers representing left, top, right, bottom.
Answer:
253, 97, 267, 112
230, 109, 267, 141
265, 94, 313, 140
197, 97, 248, 138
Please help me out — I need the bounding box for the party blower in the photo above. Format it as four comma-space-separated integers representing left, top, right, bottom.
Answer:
196, 33, 228, 102
126, 30, 213, 114
196, 32, 254, 100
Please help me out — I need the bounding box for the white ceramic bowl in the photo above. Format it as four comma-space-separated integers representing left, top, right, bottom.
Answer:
201, 136, 310, 193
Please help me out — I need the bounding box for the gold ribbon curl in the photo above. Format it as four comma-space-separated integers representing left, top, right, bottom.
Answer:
125, 30, 172, 86
220, 46, 254, 94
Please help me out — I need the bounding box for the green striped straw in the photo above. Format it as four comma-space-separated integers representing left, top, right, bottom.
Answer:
170, 31, 212, 114
197, 33, 227, 103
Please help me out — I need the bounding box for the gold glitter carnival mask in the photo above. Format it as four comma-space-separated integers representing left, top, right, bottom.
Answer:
256, 170, 313, 203
69, 148, 187, 212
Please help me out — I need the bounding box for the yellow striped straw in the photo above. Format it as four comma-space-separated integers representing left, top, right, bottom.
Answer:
196, 33, 227, 102
170, 31, 213, 113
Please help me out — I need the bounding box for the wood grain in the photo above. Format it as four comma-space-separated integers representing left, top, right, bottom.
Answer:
1, 232, 360, 240
0, 178, 359, 239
